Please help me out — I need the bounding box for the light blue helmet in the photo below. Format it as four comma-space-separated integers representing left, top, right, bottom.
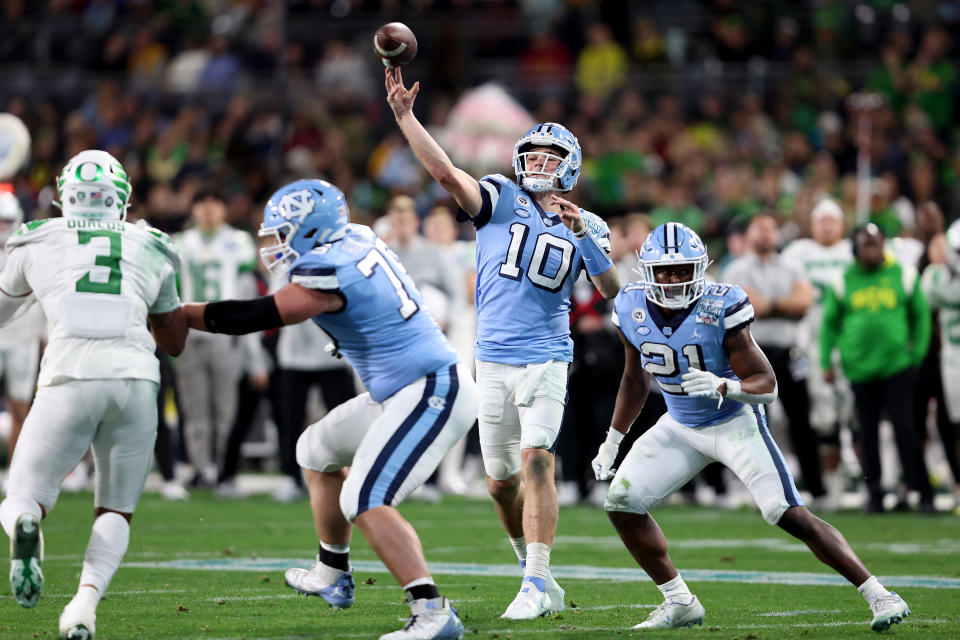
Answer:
639, 222, 710, 309
259, 179, 349, 273
512, 122, 582, 193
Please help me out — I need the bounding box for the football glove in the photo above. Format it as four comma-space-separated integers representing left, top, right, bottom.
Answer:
680, 367, 726, 408
592, 427, 624, 481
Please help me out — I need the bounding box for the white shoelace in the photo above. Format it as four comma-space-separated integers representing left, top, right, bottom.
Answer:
869, 592, 901, 613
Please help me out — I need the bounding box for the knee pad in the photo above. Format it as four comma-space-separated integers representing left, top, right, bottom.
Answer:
483, 452, 519, 481
602, 475, 648, 514
296, 423, 346, 473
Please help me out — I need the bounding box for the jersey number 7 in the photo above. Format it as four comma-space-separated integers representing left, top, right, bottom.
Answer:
356, 240, 419, 320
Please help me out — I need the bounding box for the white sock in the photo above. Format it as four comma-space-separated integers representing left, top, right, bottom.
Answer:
509, 536, 527, 563
0, 495, 42, 538
524, 542, 551, 581
858, 576, 889, 602
319, 541, 350, 554
78, 512, 129, 598
69, 585, 101, 612
658, 574, 693, 604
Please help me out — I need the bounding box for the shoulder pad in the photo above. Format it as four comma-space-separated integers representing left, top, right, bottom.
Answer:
132, 222, 181, 271
7, 218, 57, 246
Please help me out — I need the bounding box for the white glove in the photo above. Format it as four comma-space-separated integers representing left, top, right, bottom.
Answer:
680, 367, 726, 408
592, 428, 624, 481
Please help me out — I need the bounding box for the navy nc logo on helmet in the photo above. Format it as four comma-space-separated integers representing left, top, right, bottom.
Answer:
259, 179, 349, 273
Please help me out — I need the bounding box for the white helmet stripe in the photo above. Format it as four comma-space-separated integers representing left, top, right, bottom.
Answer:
664, 221, 678, 253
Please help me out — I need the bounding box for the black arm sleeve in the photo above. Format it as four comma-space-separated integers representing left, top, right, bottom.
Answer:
203, 295, 284, 335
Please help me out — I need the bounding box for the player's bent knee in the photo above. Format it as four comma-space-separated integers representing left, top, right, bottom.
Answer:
486, 474, 521, 501
764, 502, 792, 526
295, 428, 343, 473
521, 448, 554, 480
602, 476, 649, 515
482, 453, 520, 481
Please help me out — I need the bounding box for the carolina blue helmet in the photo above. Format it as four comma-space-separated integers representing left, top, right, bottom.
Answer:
512, 122, 581, 193
639, 222, 710, 309
259, 179, 349, 273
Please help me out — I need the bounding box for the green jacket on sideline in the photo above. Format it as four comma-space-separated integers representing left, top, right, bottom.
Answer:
820, 256, 930, 383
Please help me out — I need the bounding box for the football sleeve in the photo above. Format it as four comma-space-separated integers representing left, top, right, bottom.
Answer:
456, 174, 511, 231
289, 258, 341, 292
722, 286, 755, 334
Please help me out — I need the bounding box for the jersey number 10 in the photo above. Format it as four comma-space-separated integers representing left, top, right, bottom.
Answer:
499, 222, 574, 293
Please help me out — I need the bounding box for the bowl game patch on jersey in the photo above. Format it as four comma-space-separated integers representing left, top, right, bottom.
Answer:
695, 297, 724, 326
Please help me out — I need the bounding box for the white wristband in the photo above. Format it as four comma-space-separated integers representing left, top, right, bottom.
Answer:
605, 427, 625, 445
722, 378, 778, 405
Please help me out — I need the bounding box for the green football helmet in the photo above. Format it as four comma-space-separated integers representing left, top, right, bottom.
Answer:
55, 150, 132, 220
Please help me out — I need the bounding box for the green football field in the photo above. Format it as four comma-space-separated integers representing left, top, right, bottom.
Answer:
3, 491, 958, 639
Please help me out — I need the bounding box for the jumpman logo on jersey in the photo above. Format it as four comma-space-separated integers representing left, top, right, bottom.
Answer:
691, 328, 702, 340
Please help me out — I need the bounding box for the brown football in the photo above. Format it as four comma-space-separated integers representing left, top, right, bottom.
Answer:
374, 22, 417, 68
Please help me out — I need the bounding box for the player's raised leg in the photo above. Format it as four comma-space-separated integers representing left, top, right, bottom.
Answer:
0, 381, 106, 609
603, 415, 707, 629
283, 392, 381, 608
722, 405, 910, 632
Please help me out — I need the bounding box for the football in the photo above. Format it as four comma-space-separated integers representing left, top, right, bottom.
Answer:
374, 22, 417, 68
0, 113, 30, 181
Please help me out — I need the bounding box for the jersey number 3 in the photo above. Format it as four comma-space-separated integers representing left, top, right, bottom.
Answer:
499, 222, 574, 293
75, 230, 122, 295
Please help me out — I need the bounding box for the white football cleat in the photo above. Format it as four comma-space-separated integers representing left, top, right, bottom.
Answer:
9, 513, 43, 608
633, 596, 705, 629
380, 597, 464, 640
501, 577, 552, 619
59, 595, 96, 639
284, 557, 354, 609
868, 591, 910, 632
545, 572, 565, 613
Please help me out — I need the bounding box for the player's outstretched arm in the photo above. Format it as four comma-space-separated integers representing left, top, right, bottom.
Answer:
149, 308, 188, 356
593, 330, 650, 480
385, 68, 483, 216
182, 283, 344, 334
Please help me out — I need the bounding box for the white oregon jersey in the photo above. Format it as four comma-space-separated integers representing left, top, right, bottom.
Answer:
1, 218, 181, 386
781, 238, 852, 349
173, 225, 257, 302
922, 263, 960, 352
0, 249, 45, 347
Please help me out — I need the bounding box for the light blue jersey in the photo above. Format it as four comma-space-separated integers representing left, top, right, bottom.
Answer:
613, 281, 756, 427
459, 173, 610, 364
288, 224, 458, 402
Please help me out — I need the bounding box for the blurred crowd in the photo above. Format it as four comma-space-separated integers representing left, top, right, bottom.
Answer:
1, 0, 959, 511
